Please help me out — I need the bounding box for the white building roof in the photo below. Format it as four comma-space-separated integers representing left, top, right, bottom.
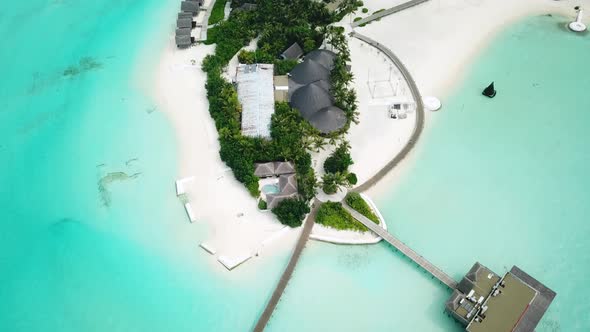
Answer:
236, 64, 275, 139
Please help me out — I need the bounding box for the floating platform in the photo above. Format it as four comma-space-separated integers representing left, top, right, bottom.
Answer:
175, 176, 195, 196
199, 242, 216, 255
184, 203, 197, 223
218, 253, 253, 270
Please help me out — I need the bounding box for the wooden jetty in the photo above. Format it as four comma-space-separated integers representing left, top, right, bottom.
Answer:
342, 204, 458, 289
351, 0, 430, 28
252, 200, 319, 332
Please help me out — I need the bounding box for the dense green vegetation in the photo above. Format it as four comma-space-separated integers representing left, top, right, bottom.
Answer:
201, 0, 359, 226
322, 141, 357, 194
258, 199, 267, 210
208, 0, 228, 26
324, 142, 353, 173
362, 7, 368, 13
345, 192, 379, 224
271, 199, 311, 227
316, 202, 367, 232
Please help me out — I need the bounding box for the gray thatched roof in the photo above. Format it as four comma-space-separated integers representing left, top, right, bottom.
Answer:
254, 162, 275, 178
180, 1, 199, 13
178, 12, 193, 19
175, 35, 193, 48
177, 17, 194, 29
290, 81, 333, 118
304, 49, 337, 70
278, 174, 297, 195
176, 28, 192, 36
274, 161, 295, 175
308, 106, 346, 134
281, 42, 304, 60
289, 59, 330, 85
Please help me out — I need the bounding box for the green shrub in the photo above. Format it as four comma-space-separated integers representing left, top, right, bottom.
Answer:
272, 198, 310, 227
353, 17, 362, 22
258, 199, 267, 210
345, 192, 379, 224
274, 59, 299, 75
316, 202, 367, 231
346, 172, 358, 185
361, 8, 368, 13
324, 142, 353, 174
321, 172, 348, 194
208, 0, 227, 25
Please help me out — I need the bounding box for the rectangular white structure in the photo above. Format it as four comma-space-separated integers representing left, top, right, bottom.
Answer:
199, 242, 216, 255
218, 253, 253, 270
184, 203, 197, 223
236, 64, 275, 139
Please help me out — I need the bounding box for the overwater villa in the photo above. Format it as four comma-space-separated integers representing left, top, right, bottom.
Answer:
446, 263, 555, 332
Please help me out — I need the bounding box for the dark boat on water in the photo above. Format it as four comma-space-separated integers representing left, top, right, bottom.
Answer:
482, 82, 496, 98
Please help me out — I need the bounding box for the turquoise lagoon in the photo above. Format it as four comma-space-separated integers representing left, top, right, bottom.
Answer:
1, 3, 589, 332
266, 15, 590, 332
0, 0, 287, 331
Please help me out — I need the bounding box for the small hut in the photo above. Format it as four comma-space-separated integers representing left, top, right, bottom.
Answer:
180, 1, 199, 14
175, 35, 194, 48
177, 17, 195, 29
254, 162, 275, 178
280, 42, 304, 60
178, 12, 193, 19
176, 28, 192, 36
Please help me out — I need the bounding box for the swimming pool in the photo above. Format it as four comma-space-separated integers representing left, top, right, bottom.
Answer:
262, 184, 280, 195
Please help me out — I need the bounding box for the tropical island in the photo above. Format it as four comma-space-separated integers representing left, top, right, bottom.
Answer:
195, 0, 387, 237
156, 0, 583, 330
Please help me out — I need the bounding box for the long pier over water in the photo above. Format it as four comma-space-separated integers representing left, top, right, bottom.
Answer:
342, 204, 458, 289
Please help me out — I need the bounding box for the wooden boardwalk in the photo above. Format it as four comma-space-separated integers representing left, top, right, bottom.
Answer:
342, 204, 458, 289
351, 0, 430, 28
252, 200, 319, 332
350, 31, 425, 193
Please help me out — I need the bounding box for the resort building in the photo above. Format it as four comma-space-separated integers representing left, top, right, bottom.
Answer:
180, 1, 200, 14
280, 42, 304, 60
236, 64, 275, 139
273, 75, 289, 103
286, 49, 347, 134
446, 262, 556, 332
255, 162, 298, 209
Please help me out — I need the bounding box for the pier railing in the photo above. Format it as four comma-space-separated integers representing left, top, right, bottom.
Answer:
342, 204, 458, 289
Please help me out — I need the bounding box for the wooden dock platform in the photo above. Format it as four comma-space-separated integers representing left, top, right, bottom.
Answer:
342, 204, 457, 289
351, 0, 430, 28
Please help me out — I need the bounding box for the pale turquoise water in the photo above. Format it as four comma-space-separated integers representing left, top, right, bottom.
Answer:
267, 15, 590, 332
2, 7, 589, 332
0, 1, 288, 331
262, 184, 280, 195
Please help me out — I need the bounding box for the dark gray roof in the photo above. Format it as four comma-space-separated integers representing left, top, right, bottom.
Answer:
176, 28, 192, 36
510, 266, 556, 332
175, 35, 193, 48
178, 12, 193, 19
274, 161, 295, 175
177, 17, 194, 29
278, 174, 297, 195
304, 49, 337, 70
281, 42, 304, 60
254, 162, 275, 178
289, 59, 330, 85
290, 81, 333, 118
307, 106, 346, 134
180, 1, 199, 13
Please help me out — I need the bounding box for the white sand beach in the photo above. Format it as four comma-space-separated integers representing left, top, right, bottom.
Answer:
148, 0, 587, 264
151, 8, 300, 268
345, 0, 588, 196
